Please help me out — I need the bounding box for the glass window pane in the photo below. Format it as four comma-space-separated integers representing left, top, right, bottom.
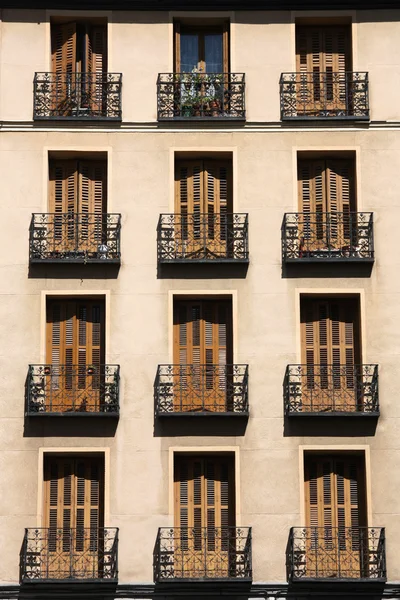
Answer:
181, 34, 199, 72
205, 34, 223, 72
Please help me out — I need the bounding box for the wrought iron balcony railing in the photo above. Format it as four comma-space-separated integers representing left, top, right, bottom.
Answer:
20, 527, 118, 582
154, 527, 252, 582
155, 364, 249, 416
280, 72, 369, 120
157, 73, 245, 120
29, 213, 121, 263
33, 72, 122, 120
282, 212, 374, 262
157, 214, 249, 263
287, 527, 386, 582
284, 364, 379, 417
26, 365, 120, 416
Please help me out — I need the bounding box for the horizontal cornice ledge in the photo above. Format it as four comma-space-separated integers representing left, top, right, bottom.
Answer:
3, 0, 400, 9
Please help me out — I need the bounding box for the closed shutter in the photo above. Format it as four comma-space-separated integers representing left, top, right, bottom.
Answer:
301, 298, 360, 410
49, 160, 107, 254
296, 26, 350, 113
174, 455, 235, 577
173, 300, 232, 411
44, 456, 104, 577
46, 299, 105, 410
175, 456, 235, 529
304, 455, 366, 577
175, 160, 232, 258
296, 26, 350, 75
298, 159, 355, 251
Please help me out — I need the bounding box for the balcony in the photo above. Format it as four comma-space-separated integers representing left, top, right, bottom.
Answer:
287, 527, 386, 582
20, 527, 118, 582
154, 527, 252, 582
29, 213, 121, 264
157, 73, 245, 120
284, 364, 379, 417
26, 365, 120, 417
282, 212, 374, 263
33, 72, 122, 120
155, 364, 249, 417
157, 214, 249, 263
280, 72, 369, 120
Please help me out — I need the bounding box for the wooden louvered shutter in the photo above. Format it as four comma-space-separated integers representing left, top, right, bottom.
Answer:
298, 160, 326, 251
173, 301, 232, 411
51, 22, 77, 75
326, 159, 355, 245
44, 457, 104, 577
301, 299, 360, 410
296, 26, 350, 114
78, 161, 107, 253
47, 300, 105, 411
87, 26, 107, 114
174, 21, 181, 72
174, 456, 235, 577
175, 161, 232, 258
304, 456, 366, 577
222, 22, 230, 73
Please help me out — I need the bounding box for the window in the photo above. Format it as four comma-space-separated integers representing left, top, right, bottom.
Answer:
304, 454, 367, 578
296, 25, 351, 115
174, 299, 233, 412
174, 22, 229, 73
50, 20, 107, 116
49, 158, 107, 257
44, 455, 104, 578
174, 455, 235, 577
300, 297, 361, 411
298, 158, 356, 256
175, 159, 233, 259
46, 298, 105, 412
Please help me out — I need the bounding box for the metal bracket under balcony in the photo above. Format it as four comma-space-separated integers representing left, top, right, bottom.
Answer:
157, 73, 245, 120
280, 72, 369, 120
155, 364, 249, 417
26, 365, 120, 417
287, 527, 386, 583
282, 212, 374, 262
29, 213, 121, 264
284, 364, 379, 417
33, 72, 122, 120
157, 214, 249, 263
154, 527, 252, 582
20, 527, 119, 583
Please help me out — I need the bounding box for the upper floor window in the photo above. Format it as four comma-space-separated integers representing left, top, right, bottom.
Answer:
175, 22, 229, 73
280, 23, 369, 121
157, 21, 245, 120
33, 19, 122, 120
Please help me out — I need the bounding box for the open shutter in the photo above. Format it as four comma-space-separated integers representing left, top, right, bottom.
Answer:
174, 21, 181, 72
222, 22, 230, 73
78, 161, 107, 252
51, 22, 77, 75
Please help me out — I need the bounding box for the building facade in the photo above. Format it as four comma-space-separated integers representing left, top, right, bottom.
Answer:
0, 0, 399, 598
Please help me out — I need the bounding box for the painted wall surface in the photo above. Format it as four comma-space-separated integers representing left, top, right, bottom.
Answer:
0, 6, 399, 589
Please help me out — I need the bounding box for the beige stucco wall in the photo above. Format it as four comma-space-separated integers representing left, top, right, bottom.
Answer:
0, 6, 399, 589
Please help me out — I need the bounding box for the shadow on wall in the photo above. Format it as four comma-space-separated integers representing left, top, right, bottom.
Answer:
284, 415, 378, 437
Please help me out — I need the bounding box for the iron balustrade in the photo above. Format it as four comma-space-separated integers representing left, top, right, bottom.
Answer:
154, 527, 252, 582
27, 364, 120, 416
155, 364, 249, 416
282, 212, 374, 262
157, 73, 245, 120
287, 527, 386, 582
279, 72, 369, 120
29, 213, 121, 263
33, 72, 122, 120
284, 364, 379, 417
20, 527, 118, 582
157, 213, 249, 263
